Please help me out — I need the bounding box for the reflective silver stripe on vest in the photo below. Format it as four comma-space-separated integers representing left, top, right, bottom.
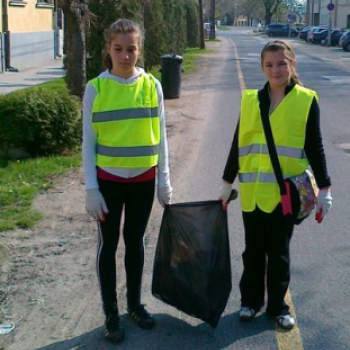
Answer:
93, 107, 159, 123
239, 144, 263, 156
239, 172, 299, 183
239, 173, 257, 183
239, 144, 305, 158
239, 172, 277, 183
97, 144, 160, 157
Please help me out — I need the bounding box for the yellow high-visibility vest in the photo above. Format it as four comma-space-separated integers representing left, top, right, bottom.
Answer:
90, 73, 160, 168
238, 85, 317, 212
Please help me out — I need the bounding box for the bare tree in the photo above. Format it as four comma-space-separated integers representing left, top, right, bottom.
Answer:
59, 0, 91, 99
261, 0, 283, 24
216, 0, 236, 25
235, 0, 264, 25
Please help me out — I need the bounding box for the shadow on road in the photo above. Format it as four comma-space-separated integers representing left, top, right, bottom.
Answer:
31, 311, 274, 350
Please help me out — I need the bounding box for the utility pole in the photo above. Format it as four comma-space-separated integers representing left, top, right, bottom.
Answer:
1, 0, 18, 72
198, 0, 205, 49
209, 0, 216, 40
327, 1, 334, 47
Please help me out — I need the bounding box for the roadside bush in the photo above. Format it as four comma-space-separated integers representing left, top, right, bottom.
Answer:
0, 87, 81, 157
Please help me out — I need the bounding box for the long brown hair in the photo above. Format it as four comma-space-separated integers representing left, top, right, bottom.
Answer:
261, 40, 302, 86
102, 19, 144, 70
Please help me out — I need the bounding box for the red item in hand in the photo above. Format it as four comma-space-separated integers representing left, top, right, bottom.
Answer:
281, 182, 293, 216
315, 210, 323, 223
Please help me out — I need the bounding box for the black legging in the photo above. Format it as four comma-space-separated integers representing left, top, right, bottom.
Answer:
240, 204, 294, 316
96, 178, 155, 315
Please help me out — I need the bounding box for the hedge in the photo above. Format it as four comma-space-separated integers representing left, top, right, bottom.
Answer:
0, 87, 81, 157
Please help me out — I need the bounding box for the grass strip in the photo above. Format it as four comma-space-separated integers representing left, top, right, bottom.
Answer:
0, 154, 81, 232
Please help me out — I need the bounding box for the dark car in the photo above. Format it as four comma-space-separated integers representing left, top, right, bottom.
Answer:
266, 24, 298, 37
311, 29, 328, 44
339, 30, 350, 51
307, 26, 329, 42
311, 29, 342, 45
319, 30, 344, 46
298, 26, 312, 41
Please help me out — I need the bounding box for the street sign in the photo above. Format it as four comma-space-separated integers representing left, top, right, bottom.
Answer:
327, 3, 335, 11
287, 13, 293, 20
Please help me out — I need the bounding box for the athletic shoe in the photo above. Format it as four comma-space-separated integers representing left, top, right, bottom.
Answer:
276, 314, 295, 330
105, 312, 125, 343
128, 304, 155, 330
239, 307, 258, 322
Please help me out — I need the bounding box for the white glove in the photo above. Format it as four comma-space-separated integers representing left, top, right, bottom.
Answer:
316, 188, 332, 221
219, 181, 233, 209
85, 189, 109, 222
158, 185, 172, 207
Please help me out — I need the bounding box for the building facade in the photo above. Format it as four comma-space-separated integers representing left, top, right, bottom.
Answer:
307, 0, 350, 29
0, 0, 63, 72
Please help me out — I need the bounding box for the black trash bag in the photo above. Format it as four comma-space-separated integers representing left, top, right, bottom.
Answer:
152, 200, 232, 328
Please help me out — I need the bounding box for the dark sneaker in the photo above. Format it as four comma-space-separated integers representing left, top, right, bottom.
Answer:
239, 307, 259, 322
105, 312, 125, 343
128, 304, 155, 330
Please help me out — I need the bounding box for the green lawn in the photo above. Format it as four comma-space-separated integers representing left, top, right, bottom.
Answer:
0, 154, 81, 231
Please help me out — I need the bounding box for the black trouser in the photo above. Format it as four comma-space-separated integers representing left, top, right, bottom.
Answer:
96, 178, 155, 316
240, 204, 294, 316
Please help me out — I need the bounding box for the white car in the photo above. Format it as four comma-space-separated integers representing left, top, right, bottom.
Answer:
204, 22, 217, 35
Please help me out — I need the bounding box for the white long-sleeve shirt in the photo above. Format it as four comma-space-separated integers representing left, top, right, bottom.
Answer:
82, 68, 171, 190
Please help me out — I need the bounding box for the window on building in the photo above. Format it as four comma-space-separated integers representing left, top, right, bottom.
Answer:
9, 0, 27, 6
36, 0, 54, 7
38, 0, 54, 3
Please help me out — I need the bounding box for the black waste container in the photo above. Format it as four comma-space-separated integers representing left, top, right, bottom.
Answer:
160, 54, 183, 99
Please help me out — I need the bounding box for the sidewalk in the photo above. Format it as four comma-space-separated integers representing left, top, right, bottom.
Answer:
0, 58, 65, 94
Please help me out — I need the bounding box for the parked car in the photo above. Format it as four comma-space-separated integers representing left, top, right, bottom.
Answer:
298, 26, 312, 41
204, 22, 217, 37
307, 26, 329, 42
339, 30, 350, 51
312, 29, 342, 45
311, 29, 327, 44
265, 23, 298, 37
319, 30, 344, 46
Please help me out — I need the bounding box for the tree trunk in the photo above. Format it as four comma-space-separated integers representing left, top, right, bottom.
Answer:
262, 0, 282, 25
209, 0, 216, 40
198, 0, 205, 49
265, 11, 272, 24
59, 0, 89, 100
